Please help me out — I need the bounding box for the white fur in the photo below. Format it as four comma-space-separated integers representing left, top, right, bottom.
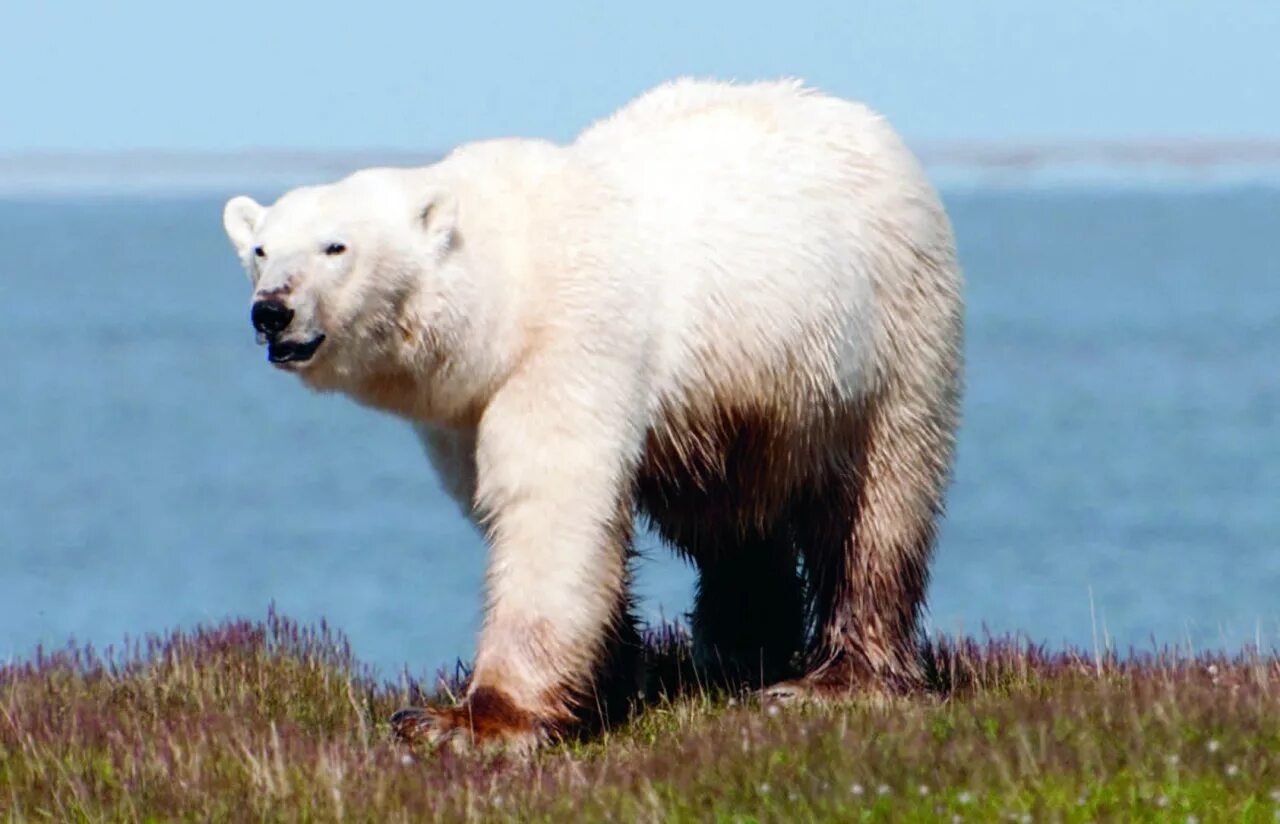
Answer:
222, 78, 960, 716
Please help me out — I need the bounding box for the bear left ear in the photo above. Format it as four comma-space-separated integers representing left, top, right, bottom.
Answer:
223, 195, 264, 257
418, 190, 459, 254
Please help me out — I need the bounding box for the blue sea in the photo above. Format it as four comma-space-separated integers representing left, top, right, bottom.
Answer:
3, 182, 1278, 675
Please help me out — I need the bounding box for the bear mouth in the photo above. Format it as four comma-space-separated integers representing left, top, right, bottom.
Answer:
267, 334, 326, 366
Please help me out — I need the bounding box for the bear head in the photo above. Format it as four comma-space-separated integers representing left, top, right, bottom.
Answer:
221, 169, 468, 403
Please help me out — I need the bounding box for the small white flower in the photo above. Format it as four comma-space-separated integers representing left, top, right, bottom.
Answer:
850, 783, 864, 796
399, 753, 414, 766
759, 782, 771, 795
957, 791, 973, 805
1270, 788, 1280, 802
727, 698, 738, 707
877, 784, 891, 796
919, 784, 930, 796
1226, 763, 1240, 777
492, 796, 504, 808
1019, 814, 1032, 824
1156, 796, 1169, 808
1207, 739, 1221, 754
1166, 754, 1180, 766
1186, 816, 1199, 824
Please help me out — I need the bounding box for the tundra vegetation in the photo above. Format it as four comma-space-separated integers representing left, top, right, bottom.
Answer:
2, 610, 1277, 822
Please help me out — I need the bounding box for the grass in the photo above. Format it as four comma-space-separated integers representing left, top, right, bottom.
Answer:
2, 610, 1279, 822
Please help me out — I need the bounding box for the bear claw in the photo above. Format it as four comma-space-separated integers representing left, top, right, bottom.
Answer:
390, 704, 483, 753
389, 706, 437, 744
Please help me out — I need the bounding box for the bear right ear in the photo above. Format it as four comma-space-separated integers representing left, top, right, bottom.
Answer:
418, 190, 459, 255
223, 196, 264, 257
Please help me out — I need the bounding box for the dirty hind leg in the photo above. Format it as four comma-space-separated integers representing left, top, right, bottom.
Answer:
766, 396, 950, 704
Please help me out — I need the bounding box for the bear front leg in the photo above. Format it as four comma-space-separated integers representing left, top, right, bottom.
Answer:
393, 359, 644, 753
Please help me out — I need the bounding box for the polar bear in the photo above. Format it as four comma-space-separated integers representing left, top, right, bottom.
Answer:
221, 78, 963, 751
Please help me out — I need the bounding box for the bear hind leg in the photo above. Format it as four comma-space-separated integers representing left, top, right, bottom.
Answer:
689, 528, 806, 690
769, 390, 953, 702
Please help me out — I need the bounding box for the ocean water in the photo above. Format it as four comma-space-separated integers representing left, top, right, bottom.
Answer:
2, 186, 1277, 675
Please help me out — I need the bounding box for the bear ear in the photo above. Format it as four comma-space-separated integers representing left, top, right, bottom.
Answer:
417, 190, 459, 254
223, 196, 264, 257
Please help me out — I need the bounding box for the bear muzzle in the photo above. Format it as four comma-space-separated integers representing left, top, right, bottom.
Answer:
251, 297, 326, 367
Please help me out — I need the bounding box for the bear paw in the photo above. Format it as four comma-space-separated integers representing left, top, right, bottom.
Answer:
759, 678, 899, 709
760, 658, 920, 708
389, 687, 546, 756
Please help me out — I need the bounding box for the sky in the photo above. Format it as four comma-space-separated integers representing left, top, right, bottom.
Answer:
1, 1, 1277, 153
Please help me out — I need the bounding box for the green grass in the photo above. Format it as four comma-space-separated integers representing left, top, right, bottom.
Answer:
2, 611, 1278, 821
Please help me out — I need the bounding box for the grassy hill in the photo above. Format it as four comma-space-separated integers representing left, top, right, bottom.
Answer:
2, 611, 1277, 821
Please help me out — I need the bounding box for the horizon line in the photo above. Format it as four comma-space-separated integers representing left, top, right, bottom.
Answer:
4, 140, 1280, 194
6, 139, 1280, 168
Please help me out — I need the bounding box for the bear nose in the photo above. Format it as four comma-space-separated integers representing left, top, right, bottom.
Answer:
251, 299, 294, 336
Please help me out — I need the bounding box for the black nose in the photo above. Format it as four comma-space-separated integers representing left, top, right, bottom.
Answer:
251, 299, 294, 336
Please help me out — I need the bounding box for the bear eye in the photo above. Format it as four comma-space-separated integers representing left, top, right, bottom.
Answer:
325, 242, 347, 256
253, 246, 266, 258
